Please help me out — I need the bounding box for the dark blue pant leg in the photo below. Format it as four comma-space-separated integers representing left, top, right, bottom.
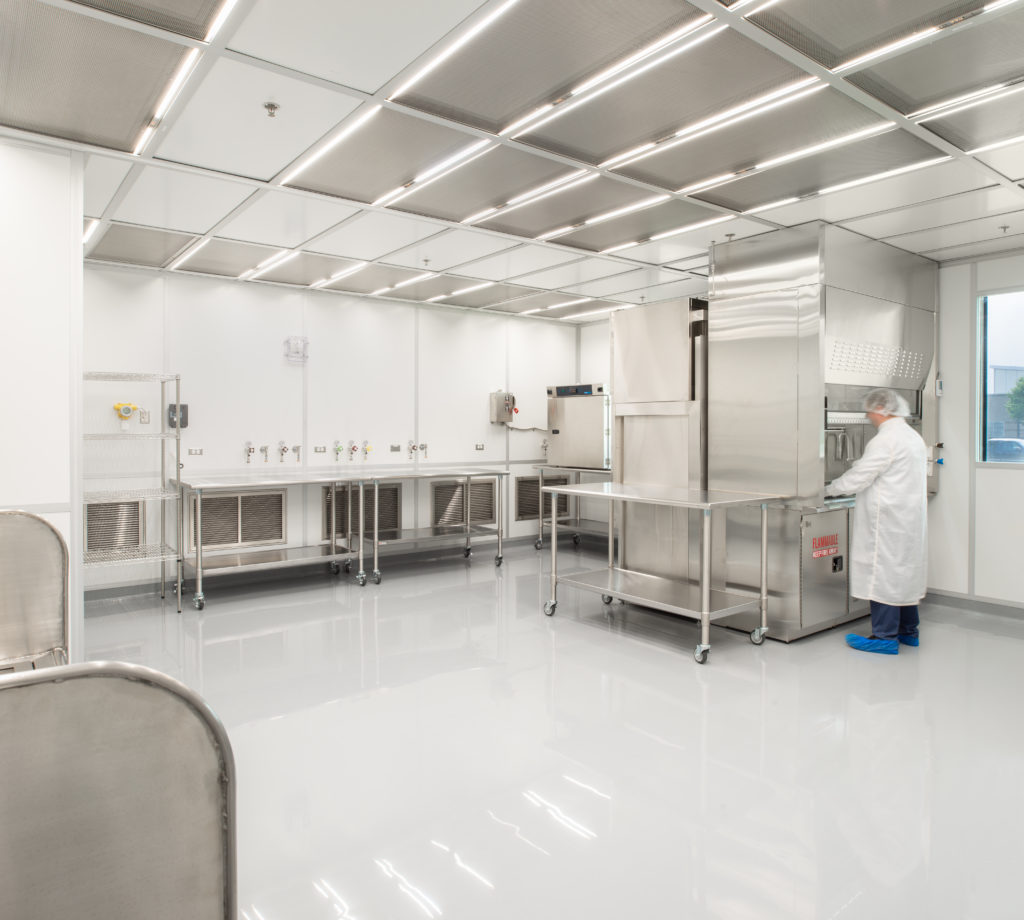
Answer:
869, 600, 900, 640
898, 605, 920, 638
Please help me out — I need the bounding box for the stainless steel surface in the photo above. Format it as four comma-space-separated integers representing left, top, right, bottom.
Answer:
546, 387, 610, 470
0, 511, 68, 669
543, 482, 783, 510
0, 661, 235, 919
612, 301, 690, 405
534, 465, 614, 549
84, 543, 178, 567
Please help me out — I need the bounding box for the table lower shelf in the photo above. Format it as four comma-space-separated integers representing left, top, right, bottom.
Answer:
365, 524, 498, 547
557, 567, 760, 620
184, 544, 354, 575
543, 517, 612, 537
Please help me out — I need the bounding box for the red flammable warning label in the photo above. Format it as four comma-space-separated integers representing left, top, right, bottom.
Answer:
812, 534, 839, 559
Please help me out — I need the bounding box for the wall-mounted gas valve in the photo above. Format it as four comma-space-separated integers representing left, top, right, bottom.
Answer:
113, 402, 138, 431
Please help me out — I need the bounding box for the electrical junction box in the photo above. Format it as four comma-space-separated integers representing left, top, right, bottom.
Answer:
167, 403, 188, 429
489, 390, 516, 424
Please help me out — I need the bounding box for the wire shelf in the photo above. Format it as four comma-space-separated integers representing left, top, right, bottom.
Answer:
84, 372, 179, 383
84, 432, 178, 441
83, 488, 179, 504
84, 543, 179, 567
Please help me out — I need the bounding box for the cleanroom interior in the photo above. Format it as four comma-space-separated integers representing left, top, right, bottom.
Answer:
2, 0, 1024, 917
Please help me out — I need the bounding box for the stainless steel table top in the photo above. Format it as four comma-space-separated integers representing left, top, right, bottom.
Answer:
534, 465, 612, 474
175, 465, 508, 490
542, 481, 785, 510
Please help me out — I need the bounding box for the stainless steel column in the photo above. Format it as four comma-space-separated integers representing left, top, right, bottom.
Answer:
357, 481, 366, 585
465, 474, 472, 554
194, 489, 204, 608
496, 474, 503, 564
372, 480, 380, 582
700, 508, 711, 652
537, 466, 544, 548
759, 503, 768, 636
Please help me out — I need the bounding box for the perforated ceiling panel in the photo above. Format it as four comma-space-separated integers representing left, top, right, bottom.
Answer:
694, 130, 945, 213
89, 223, 195, 267
289, 109, 479, 204
923, 89, 1024, 152
522, 28, 806, 165
746, 0, 987, 70
542, 298, 620, 319
487, 290, 585, 313
847, 8, 1024, 114
0, 0, 187, 151
399, 0, 705, 134
555, 199, 726, 252
396, 147, 573, 223
443, 283, 539, 309
615, 88, 886, 191
385, 274, 469, 302
70, 0, 222, 40
177, 238, 278, 276
482, 177, 646, 238
324, 264, 423, 295
259, 252, 364, 287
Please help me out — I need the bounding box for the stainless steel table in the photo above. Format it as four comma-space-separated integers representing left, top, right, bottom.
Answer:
534, 464, 613, 550
541, 482, 784, 663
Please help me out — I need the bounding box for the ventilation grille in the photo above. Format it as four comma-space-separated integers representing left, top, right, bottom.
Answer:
190, 491, 285, 550
86, 501, 141, 552
828, 340, 926, 381
432, 480, 496, 526
515, 476, 569, 521
323, 485, 402, 538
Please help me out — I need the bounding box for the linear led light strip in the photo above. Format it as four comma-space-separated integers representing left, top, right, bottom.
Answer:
601, 215, 734, 254
913, 82, 1024, 124
132, 47, 201, 155
310, 262, 369, 289
561, 304, 628, 321
462, 170, 593, 225
533, 194, 671, 241
968, 132, 1024, 154
426, 281, 495, 303
239, 249, 298, 281
281, 105, 382, 186
599, 79, 824, 172
520, 297, 594, 316
168, 238, 210, 270
82, 220, 100, 245
372, 140, 495, 207
370, 271, 438, 296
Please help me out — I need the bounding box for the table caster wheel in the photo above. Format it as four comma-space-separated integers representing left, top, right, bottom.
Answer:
356, 574, 367, 587
601, 595, 613, 605
495, 555, 503, 567
543, 600, 557, 616
329, 562, 340, 576
373, 572, 382, 585
572, 533, 581, 546
694, 646, 708, 664
193, 596, 205, 611
750, 628, 767, 645
464, 547, 472, 558
534, 540, 543, 550
344, 560, 352, 574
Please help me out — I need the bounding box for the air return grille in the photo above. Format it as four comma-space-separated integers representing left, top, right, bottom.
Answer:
86, 501, 141, 552
323, 485, 402, 538
432, 480, 496, 526
515, 476, 569, 521
190, 491, 285, 550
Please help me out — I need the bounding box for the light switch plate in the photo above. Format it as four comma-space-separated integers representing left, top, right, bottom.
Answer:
188, 448, 203, 456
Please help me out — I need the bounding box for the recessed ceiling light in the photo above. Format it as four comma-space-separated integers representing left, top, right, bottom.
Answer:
968, 133, 1024, 154
676, 173, 738, 195
519, 307, 543, 315
908, 82, 1010, 119
505, 171, 591, 207
833, 28, 939, 74
132, 125, 156, 157
153, 48, 200, 123
82, 220, 100, 245
984, 0, 1024, 12
462, 207, 499, 225
815, 156, 951, 195
546, 297, 593, 310
754, 123, 895, 170
477, 173, 598, 224
915, 83, 1024, 123
650, 215, 733, 242
601, 240, 640, 254
499, 104, 554, 137
242, 250, 298, 281
449, 282, 494, 297
425, 294, 450, 302
379, 142, 496, 207
312, 262, 369, 287
280, 105, 381, 186
369, 286, 393, 296
392, 271, 438, 290
168, 238, 209, 270
204, 0, 240, 42
535, 225, 577, 241
585, 195, 670, 226
743, 197, 800, 214
561, 305, 620, 321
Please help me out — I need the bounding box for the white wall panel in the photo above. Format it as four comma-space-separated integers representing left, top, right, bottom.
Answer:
580, 322, 611, 385
974, 469, 1024, 603
928, 266, 971, 595
84, 268, 164, 372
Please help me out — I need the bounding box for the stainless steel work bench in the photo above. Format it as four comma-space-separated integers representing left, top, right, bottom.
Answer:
541, 482, 783, 663
176, 466, 508, 610
534, 464, 613, 550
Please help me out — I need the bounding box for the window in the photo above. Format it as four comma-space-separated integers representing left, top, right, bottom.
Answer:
981, 291, 1024, 463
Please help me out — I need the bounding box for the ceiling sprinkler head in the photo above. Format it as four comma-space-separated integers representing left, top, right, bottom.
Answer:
264, 102, 280, 118
999, 224, 1010, 234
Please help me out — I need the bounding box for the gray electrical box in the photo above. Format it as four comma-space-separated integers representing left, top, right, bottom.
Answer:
489, 390, 516, 424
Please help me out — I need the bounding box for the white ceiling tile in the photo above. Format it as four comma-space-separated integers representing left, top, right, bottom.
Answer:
309, 211, 443, 260
625, 218, 767, 264
976, 139, 1024, 182
610, 277, 709, 304
843, 187, 1024, 240
884, 209, 1024, 254
923, 231, 1024, 263
229, 0, 488, 93
155, 57, 360, 181
84, 155, 132, 217
561, 267, 689, 298
384, 229, 515, 271
218, 191, 360, 248
113, 166, 254, 233
456, 245, 579, 281
666, 256, 710, 273
760, 160, 993, 228
512, 258, 631, 290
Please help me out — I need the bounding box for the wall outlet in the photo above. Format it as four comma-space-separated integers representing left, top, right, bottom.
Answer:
138, 409, 150, 424
314, 446, 327, 453
188, 448, 203, 456
390, 444, 401, 452
475, 443, 485, 450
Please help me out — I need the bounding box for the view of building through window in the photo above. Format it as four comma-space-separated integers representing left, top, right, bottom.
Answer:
982, 291, 1024, 462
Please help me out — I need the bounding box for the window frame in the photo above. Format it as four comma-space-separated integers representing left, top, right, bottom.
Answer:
978, 291, 1024, 468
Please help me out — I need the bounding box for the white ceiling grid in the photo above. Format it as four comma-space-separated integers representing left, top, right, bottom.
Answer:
2, 0, 1023, 321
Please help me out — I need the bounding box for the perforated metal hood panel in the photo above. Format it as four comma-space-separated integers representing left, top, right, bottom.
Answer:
89, 223, 195, 267
694, 130, 943, 212
399, 0, 705, 134
0, 0, 187, 151
747, 0, 988, 70
482, 177, 647, 238
395, 146, 572, 223
556, 199, 722, 251
924, 89, 1024, 151
290, 109, 479, 204
522, 28, 805, 165
847, 8, 1024, 114
178, 238, 279, 276
70, 0, 222, 40
616, 88, 885, 191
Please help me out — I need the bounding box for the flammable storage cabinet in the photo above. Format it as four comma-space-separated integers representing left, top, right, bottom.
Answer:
707, 224, 938, 640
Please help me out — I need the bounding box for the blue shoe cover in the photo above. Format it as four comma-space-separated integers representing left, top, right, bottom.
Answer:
846, 633, 898, 654
898, 634, 919, 647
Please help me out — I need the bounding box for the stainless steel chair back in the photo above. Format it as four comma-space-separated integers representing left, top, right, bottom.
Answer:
0, 662, 236, 919
0, 510, 69, 668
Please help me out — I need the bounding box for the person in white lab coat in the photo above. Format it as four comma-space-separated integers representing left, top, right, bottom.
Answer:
825, 388, 928, 655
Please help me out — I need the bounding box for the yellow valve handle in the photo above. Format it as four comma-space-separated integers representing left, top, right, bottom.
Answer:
114, 402, 138, 419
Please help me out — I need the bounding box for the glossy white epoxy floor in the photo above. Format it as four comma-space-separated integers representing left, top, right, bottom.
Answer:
85, 544, 1024, 920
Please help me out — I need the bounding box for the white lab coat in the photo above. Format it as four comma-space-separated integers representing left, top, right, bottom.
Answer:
825, 417, 928, 605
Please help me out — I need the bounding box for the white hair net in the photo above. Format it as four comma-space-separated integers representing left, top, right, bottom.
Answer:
863, 388, 910, 417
